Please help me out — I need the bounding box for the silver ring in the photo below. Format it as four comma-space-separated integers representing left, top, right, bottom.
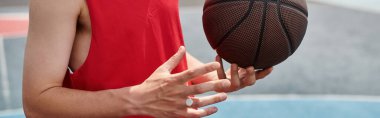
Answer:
186, 98, 194, 107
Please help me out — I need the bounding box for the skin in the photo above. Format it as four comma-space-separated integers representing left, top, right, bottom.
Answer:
23, 0, 273, 117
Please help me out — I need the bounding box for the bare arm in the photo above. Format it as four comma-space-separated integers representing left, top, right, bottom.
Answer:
23, 0, 137, 117
24, 1, 228, 117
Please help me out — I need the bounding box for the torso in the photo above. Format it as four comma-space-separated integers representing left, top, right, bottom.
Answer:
65, 0, 187, 92
69, 1, 91, 71
65, 1, 187, 117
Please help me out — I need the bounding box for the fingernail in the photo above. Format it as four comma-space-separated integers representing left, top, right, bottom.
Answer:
210, 107, 218, 113
219, 93, 227, 100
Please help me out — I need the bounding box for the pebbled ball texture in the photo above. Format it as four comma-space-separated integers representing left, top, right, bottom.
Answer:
203, 0, 308, 69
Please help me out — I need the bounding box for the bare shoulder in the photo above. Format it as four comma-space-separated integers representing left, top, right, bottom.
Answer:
29, 0, 83, 17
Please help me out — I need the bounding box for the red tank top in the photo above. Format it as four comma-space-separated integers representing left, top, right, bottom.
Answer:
64, 0, 187, 117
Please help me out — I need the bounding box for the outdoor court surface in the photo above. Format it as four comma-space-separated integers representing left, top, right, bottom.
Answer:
1, 1, 380, 118
1, 96, 380, 118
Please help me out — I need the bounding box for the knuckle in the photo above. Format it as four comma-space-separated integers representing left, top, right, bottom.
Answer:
163, 78, 174, 84
180, 87, 191, 96
176, 76, 187, 84
175, 100, 186, 108
193, 86, 203, 94
186, 69, 196, 77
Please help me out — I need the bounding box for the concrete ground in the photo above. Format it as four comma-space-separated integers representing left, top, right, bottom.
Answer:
1, 0, 380, 112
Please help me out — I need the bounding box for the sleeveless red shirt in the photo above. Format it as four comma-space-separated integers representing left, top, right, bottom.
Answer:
64, 0, 187, 117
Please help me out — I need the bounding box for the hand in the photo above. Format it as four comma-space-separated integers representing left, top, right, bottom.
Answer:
129, 46, 231, 118
215, 56, 273, 93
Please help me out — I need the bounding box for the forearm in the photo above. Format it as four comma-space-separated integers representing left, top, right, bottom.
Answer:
24, 87, 138, 118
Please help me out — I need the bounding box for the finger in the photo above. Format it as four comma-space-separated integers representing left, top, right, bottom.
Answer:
191, 93, 227, 108
159, 46, 186, 72
186, 107, 218, 118
256, 67, 273, 80
225, 68, 231, 78
230, 64, 240, 89
173, 62, 220, 83
242, 66, 256, 86
215, 55, 227, 79
238, 68, 247, 78
188, 79, 230, 95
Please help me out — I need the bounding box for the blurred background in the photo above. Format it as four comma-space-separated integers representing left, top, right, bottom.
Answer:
1, 0, 380, 118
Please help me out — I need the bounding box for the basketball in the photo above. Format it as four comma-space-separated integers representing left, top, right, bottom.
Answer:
202, 0, 308, 69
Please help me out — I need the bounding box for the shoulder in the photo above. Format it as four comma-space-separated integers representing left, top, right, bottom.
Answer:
29, 0, 84, 17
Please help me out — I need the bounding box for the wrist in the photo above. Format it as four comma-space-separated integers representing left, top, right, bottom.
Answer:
110, 87, 144, 116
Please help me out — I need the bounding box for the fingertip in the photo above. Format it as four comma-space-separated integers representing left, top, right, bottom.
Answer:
175, 46, 185, 56
248, 66, 255, 71
260, 67, 273, 73
208, 106, 218, 114
218, 92, 228, 100
213, 107, 218, 112
215, 55, 220, 60
231, 64, 238, 70
211, 62, 221, 69
198, 107, 219, 117
269, 67, 274, 71
178, 46, 186, 52
233, 63, 238, 67
251, 66, 256, 70
244, 66, 254, 74
220, 79, 231, 89
219, 92, 228, 96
